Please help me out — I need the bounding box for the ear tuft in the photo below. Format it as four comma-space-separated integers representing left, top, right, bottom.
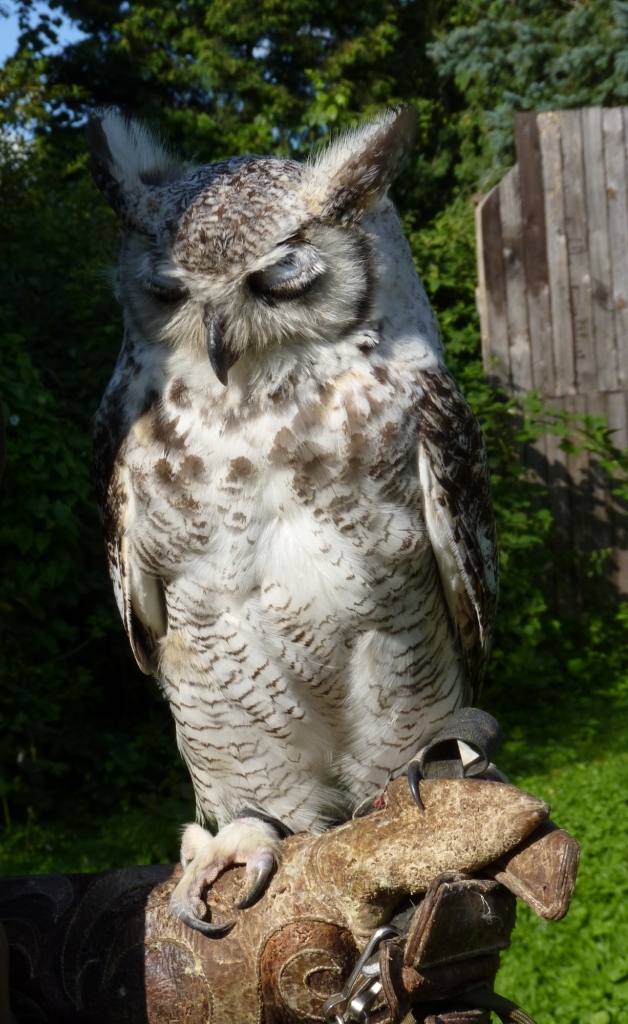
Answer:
86, 108, 182, 229
305, 106, 416, 223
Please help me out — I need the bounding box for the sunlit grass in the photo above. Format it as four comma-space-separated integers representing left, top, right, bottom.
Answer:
499, 754, 628, 1024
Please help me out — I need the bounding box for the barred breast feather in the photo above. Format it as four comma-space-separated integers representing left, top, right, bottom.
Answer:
94, 334, 496, 833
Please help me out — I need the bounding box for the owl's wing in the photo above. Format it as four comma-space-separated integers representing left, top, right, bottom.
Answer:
417, 368, 498, 701
100, 459, 167, 676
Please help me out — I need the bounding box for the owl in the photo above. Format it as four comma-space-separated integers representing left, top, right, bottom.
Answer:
88, 106, 498, 935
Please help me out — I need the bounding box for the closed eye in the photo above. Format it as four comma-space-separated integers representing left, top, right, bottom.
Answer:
248, 242, 326, 301
143, 273, 189, 304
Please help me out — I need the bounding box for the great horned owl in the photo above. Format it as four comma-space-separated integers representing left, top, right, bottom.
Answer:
88, 107, 497, 934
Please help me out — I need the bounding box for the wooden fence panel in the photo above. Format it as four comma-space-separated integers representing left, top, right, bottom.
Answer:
560, 110, 597, 394
603, 108, 628, 390
539, 111, 576, 397
501, 166, 533, 392
476, 187, 510, 382
516, 112, 555, 394
477, 107, 628, 595
582, 107, 618, 393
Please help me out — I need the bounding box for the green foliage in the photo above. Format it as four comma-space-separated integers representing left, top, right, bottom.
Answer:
0, 0, 464, 224
428, 0, 628, 180
558, 412, 628, 505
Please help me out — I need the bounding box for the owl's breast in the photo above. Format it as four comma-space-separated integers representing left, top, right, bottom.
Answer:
121, 363, 429, 615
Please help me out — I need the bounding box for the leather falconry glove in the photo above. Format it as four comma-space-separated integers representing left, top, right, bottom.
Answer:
0, 776, 578, 1024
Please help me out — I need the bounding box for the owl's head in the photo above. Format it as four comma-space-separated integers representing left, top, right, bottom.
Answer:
87, 107, 415, 385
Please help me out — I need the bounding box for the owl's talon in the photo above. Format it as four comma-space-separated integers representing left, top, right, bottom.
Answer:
407, 761, 425, 814
235, 847, 276, 909
170, 818, 283, 931
173, 906, 237, 937
170, 877, 236, 937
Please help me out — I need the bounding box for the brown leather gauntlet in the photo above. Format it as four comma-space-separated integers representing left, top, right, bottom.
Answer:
0, 778, 579, 1024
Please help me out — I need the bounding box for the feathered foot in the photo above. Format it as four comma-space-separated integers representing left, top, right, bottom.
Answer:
169, 818, 283, 936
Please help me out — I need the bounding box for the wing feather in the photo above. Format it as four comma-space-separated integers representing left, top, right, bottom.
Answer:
101, 460, 166, 676
94, 381, 167, 676
417, 368, 498, 700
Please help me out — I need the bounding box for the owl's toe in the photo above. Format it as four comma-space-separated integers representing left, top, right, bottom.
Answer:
170, 817, 283, 935
235, 845, 276, 908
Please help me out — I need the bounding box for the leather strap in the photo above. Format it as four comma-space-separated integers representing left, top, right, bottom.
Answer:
413, 708, 503, 780
461, 989, 539, 1024
234, 806, 294, 839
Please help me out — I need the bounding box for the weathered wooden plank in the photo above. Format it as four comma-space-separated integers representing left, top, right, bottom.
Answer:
606, 388, 628, 450
514, 112, 555, 395
543, 396, 575, 608
582, 106, 618, 392
615, 541, 628, 595
500, 165, 533, 393
564, 394, 593, 563
559, 109, 598, 395
543, 396, 571, 539
605, 390, 628, 593
475, 195, 491, 371
614, 107, 626, 387
477, 186, 511, 383
524, 417, 549, 492
585, 392, 613, 548
618, 391, 628, 595
602, 108, 628, 395
538, 112, 576, 397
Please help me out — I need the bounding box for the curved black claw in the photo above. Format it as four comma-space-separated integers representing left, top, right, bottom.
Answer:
407, 761, 425, 814
235, 849, 276, 909
174, 908, 237, 937
407, 708, 504, 811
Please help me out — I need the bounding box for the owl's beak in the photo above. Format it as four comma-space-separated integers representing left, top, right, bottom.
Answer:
204, 307, 237, 386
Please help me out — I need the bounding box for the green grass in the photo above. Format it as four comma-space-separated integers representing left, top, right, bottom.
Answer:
499, 754, 628, 1024
0, 788, 193, 876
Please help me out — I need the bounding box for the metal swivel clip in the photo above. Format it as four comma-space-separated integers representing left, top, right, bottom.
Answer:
323, 925, 400, 1024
